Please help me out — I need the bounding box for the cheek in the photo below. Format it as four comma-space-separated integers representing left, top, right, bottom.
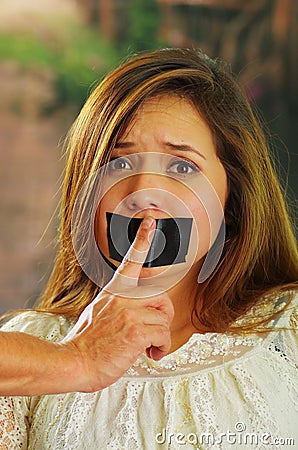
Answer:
94, 205, 106, 255
94, 192, 117, 257
191, 204, 210, 254
188, 194, 225, 261
96, 184, 126, 227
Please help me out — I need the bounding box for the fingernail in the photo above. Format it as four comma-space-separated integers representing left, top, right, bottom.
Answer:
142, 216, 154, 230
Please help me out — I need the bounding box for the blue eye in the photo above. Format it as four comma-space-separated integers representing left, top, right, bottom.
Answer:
167, 160, 200, 175
109, 157, 132, 171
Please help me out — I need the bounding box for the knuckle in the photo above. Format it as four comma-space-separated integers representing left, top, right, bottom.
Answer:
119, 307, 134, 323
160, 312, 172, 327
126, 248, 147, 265
127, 323, 146, 343
119, 257, 131, 269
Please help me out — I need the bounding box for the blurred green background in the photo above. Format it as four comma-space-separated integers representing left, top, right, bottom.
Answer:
0, 0, 297, 313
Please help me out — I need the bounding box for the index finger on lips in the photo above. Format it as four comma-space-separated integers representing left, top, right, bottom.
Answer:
109, 216, 155, 288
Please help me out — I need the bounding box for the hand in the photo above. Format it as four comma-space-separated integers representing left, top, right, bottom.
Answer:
62, 216, 174, 392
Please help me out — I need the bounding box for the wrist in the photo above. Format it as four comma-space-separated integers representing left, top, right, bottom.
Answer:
58, 340, 104, 393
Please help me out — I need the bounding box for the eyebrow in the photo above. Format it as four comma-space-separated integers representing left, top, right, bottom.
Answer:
114, 142, 134, 149
164, 142, 206, 160
114, 141, 207, 160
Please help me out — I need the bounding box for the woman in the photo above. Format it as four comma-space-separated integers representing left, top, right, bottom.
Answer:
0, 48, 297, 449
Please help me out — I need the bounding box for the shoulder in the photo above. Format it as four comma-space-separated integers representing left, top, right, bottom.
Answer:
236, 289, 297, 329
263, 290, 297, 368
0, 311, 72, 342
271, 289, 298, 329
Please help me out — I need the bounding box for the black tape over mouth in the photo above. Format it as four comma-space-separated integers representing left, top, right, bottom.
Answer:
106, 212, 193, 267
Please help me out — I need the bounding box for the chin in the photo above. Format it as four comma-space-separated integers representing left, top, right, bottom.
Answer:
139, 262, 194, 286
108, 256, 174, 277
138, 266, 169, 278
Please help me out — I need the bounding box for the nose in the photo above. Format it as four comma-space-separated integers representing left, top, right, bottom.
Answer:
124, 175, 166, 212
125, 188, 164, 211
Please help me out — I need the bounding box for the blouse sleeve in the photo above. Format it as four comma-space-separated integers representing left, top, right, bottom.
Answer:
0, 312, 69, 449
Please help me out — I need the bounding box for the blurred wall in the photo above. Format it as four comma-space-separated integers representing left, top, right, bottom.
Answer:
157, 0, 298, 201
0, 0, 83, 314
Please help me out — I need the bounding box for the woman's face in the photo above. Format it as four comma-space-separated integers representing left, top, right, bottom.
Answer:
95, 94, 227, 285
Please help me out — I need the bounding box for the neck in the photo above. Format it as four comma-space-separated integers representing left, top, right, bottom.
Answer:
139, 261, 210, 353
166, 266, 206, 353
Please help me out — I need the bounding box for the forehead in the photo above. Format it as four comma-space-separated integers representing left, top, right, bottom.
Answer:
120, 94, 211, 142
138, 94, 193, 112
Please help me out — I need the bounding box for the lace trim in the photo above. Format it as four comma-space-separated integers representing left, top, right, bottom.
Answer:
126, 291, 295, 377
126, 333, 262, 377
234, 292, 289, 327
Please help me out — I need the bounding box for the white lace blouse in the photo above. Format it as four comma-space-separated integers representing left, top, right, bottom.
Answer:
0, 292, 297, 450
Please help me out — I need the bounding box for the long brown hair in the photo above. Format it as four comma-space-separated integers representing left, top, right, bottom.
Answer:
37, 48, 297, 331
